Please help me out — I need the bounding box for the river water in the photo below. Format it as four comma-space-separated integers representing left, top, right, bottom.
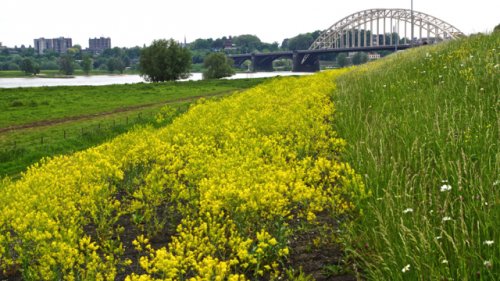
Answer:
0, 72, 311, 88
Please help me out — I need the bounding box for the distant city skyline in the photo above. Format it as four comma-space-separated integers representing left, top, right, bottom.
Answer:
1, 0, 498, 48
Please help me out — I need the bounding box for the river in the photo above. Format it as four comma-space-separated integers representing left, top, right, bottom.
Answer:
0, 72, 312, 88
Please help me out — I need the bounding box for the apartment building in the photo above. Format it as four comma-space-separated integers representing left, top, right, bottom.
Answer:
34, 37, 72, 54
89, 37, 111, 54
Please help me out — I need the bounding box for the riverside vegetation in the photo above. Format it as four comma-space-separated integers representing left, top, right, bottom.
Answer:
0, 33, 498, 280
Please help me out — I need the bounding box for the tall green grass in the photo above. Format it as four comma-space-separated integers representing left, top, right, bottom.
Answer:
332, 33, 499, 279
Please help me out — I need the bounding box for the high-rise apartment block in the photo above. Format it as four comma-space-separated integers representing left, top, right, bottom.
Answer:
89, 37, 111, 54
34, 37, 72, 55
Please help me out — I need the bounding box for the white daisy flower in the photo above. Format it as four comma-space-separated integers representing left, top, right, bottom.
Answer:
440, 184, 452, 192
402, 264, 411, 273
483, 240, 494, 246
403, 208, 414, 214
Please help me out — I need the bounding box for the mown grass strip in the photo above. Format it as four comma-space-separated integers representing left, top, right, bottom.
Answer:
0, 78, 265, 128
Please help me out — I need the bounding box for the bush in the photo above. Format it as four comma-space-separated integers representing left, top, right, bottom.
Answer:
202, 52, 235, 79
140, 39, 191, 82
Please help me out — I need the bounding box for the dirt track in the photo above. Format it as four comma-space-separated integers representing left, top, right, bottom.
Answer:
0, 91, 231, 135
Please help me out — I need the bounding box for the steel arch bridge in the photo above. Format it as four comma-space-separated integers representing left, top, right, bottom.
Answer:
230, 8, 464, 72
310, 8, 464, 50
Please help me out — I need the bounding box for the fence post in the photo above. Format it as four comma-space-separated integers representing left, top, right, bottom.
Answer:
41, 136, 44, 144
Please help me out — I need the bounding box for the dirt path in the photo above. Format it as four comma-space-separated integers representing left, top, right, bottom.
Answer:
0, 91, 232, 135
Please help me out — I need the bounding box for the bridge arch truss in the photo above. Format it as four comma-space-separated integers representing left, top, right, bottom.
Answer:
310, 9, 464, 50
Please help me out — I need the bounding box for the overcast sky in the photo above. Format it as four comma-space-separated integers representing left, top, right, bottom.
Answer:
1, 0, 498, 48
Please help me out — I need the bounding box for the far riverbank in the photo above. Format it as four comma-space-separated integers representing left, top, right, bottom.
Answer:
0, 72, 312, 88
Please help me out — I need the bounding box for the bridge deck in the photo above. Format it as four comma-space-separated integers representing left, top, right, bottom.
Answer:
229, 44, 412, 60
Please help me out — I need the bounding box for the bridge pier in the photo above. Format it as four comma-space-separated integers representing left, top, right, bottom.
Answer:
292, 52, 320, 72
251, 54, 274, 72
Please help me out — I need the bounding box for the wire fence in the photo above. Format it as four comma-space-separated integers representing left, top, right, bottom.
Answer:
0, 111, 157, 155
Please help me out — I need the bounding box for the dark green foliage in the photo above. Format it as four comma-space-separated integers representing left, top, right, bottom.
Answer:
107, 57, 125, 73
351, 52, 368, 65
202, 53, 235, 79
282, 31, 321, 50
286, 33, 315, 50
190, 38, 214, 50
232, 35, 261, 53
81, 55, 93, 75
59, 54, 74, 75
336, 53, 348, 67
20, 58, 39, 75
139, 39, 191, 82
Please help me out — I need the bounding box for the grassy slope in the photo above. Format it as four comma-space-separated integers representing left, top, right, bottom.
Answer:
333, 34, 499, 279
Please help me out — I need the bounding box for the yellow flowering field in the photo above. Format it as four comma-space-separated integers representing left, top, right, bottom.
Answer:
0, 70, 365, 280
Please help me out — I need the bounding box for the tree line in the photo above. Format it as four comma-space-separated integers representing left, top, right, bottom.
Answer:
0, 31, 340, 75
1, 30, 402, 78
0, 45, 141, 75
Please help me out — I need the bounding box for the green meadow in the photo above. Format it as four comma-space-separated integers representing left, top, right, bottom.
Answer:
0, 78, 265, 177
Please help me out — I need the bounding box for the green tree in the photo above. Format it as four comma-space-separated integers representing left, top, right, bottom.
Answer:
139, 39, 191, 82
59, 54, 74, 75
107, 58, 116, 73
19, 58, 40, 75
233, 35, 262, 53
20, 58, 35, 75
190, 38, 213, 50
494, 23, 500, 33
287, 33, 314, 50
33, 63, 40, 75
211, 38, 225, 50
281, 38, 289, 50
336, 53, 349, 67
111, 58, 125, 74
351, 52, 368, 65
5, 62, 19, 71
81, 55, 93, 75
202, 52, 235, 80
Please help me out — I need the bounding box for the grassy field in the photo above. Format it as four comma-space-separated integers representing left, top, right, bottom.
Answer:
0, 102, 189, 177
333, 33, 499, 279
0, 78, 264, 128
0, 78, 265, 177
